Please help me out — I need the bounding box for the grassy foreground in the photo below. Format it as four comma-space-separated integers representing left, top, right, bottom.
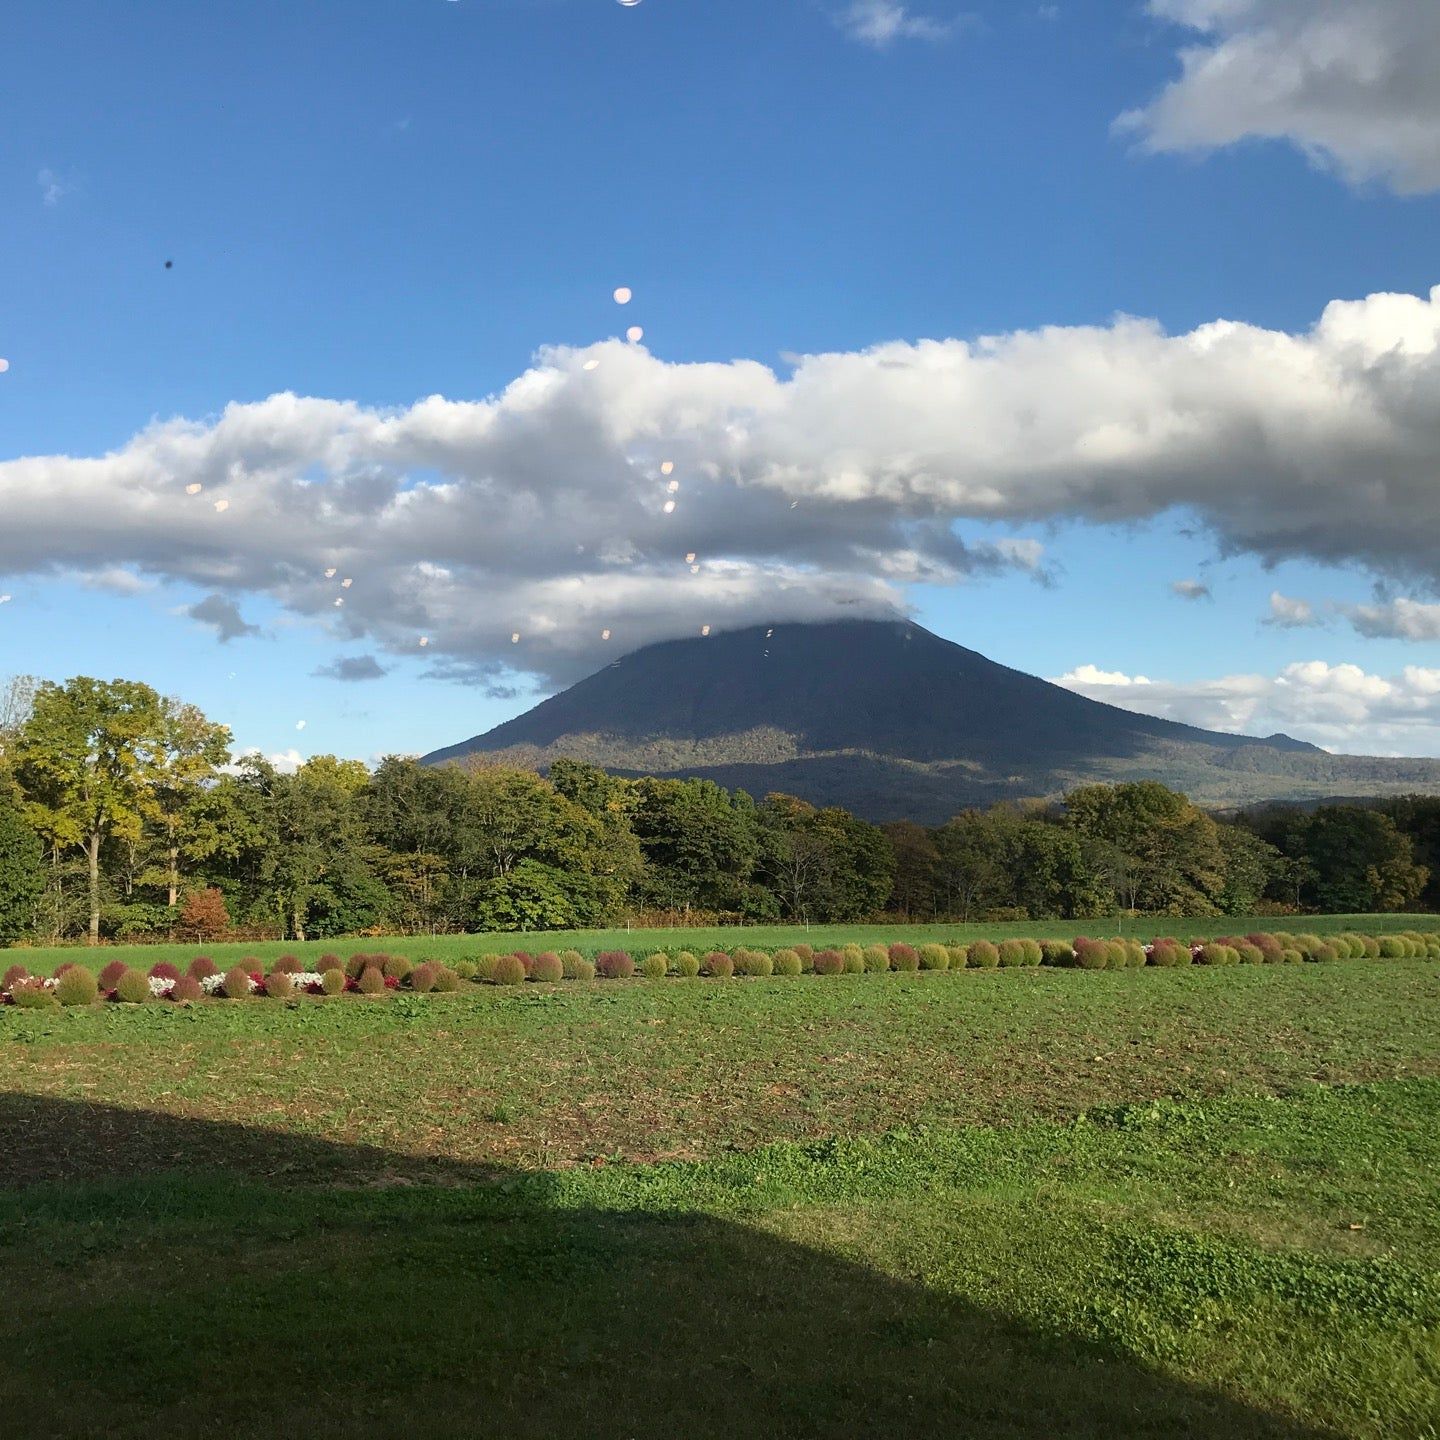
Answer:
7, 911, 1434, 976
2, 963, 1437, 1436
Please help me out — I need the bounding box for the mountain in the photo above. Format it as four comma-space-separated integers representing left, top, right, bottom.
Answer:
422, 619, 1440, 823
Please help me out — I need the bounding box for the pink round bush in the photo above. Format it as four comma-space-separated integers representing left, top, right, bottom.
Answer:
812, 949, 845, 975
704, 952, 734, 978
187, 957, 219, 981
171, 975, 204, 1003
888, 943, 920, 972
595, 950, 636, 980
530, 952, 564, 983
148, 961, 182, 982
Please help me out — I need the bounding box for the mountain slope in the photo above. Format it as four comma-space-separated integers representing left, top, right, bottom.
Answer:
423, 620, 1440, 822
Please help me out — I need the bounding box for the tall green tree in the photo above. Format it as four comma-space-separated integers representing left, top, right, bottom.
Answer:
0, 785, 43, 942
13, 678, 168, 944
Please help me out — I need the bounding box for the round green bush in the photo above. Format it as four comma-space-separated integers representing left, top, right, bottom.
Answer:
1035, 940, 1067, 966
473, 955, 497, 981
172, 975, 204, 1003
217, 965, 251, 999
111, 967, 152, 1002
1270, 931, 1297, 949
530, 952, 564, 983
888, 943, 920, 972
383, 955, 413, 982
1018, 939, 1042, 966
1235, 942, 1264, 965
1309, 942, 1341, 963
451, 959, 478, 980
490, 954, 527, 986
559, 949, 585, 978
704, 952, 734, 978
673, 951, 701, 978
55, 967, 99, 1006
1244, 933, 1284, 963
772, 950, 803, 977
918, 943, 950, 971
11, 979, 56, 1009
409, 962, 438, 993
968, 940, 1000, 969
945, 944, 969, 969
862, 945, 891, 973
997, 939, 1027, 968
595, 950, 636, 980
736, 950, 773, 978
357, 966, 388, 995
572, 958, 597, 981
433, 966, 460, 993
1333, 933, 1364, 960
642, 953, 670, 979
1293, 934, 1325, 960
812, 949, 845, 975
1281, 948, 1303, 965
792, 944, 814, 965
1102, 941, 1127, 968
321, 968, 348, 995
842, 943, 865, 969
1195, 943, 1233, 966
264, 971, 295, 1000
1072, 938, 1109, 970
1355, 935, 1380, 959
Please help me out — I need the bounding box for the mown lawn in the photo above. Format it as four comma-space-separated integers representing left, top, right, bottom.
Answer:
2, 962, 1436, 1437
8, 910, 1434, 976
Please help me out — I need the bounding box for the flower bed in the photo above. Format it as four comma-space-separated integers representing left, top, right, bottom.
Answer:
2, 929, 1435, 1009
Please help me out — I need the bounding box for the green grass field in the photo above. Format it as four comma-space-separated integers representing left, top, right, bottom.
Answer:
2, 959, 1438, 1436
7, 911, 1434, 976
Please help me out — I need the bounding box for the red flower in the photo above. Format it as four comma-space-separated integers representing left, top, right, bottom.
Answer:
383, 975, 398, 989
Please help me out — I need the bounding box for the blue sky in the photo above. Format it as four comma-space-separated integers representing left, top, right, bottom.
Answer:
3, 0, 1439, 763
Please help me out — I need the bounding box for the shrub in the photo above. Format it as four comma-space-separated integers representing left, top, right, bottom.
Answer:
888, 943, 919, 971
187, 957, 220, 981
945, 944, 969, 969
513, 951, 535, 975
772, 949, 803, 977
171, 975, 204, 1003
1073, 938, 1109, 970
997, 939, 1027, 968
452, 959, 478, 981
345, 953, 373, 980
1309, 942, 1341, 964
1333, 933, 1365, 960
274, 954, 305, 975
409, 962, 438, 993
1019, 939, 1043, 966
704, 952, 734, 978
642, 952, 670, 979
3, 962, 30, 990
11, 979, 56, 1009
596, 950, 636, 980
572, 958, 597, 981
918, 943, 950, 971
316, 953, 343, 973
1148, 939, 1186, 967
1196, 943, 1235, 967
148, 961, 182, 982
56, 967, 99, 1006
215, 965, 249, 999
812, 949, 845, 975
862, 945, 891, 973
179, 885, 231, 939
357, 966, 388, 995
433, 966, 460, 993
1245, 933, 1285, 963
559, 949, 585, 978
1356, 934, 1380, 960
1235, 942, 1265, 965
736, 950, 773, 978
792, 944, 814, 964
530, 952, 564, 983
842, 943, 865, 968
489, 954, 526, 985
321, 967, 348, 996
1293, 934, 1325, 960
674, 951, 701, 978
474, 955, 497, 982
116, 968, 153, 1003
264, 971, 295, 1000
1281, 948, 1304, 965
968, 940, 1000, 969
383, 955, 414, 981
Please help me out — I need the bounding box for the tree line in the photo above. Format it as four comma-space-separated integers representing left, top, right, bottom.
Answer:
0, 674, 1433, 944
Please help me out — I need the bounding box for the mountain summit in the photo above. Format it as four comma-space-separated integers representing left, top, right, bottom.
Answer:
423, 620, 1439, 822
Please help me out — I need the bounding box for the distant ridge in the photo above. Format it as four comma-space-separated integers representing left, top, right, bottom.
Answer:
423, 619, 1440, 823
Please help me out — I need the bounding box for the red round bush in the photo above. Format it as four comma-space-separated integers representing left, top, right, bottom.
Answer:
274, 954, 305, 975
704, 952, 734, 978
409, 962, 438, 993
530, 952, 564, 983
316, 953, 343, 973
148, 961, 182, 982
812, 949, 845, 975
187, 956, 219, 981
171, 975, 204, 1003
888, 943, 920, 972
595, 950, 636, 979
5, 962, 34, 990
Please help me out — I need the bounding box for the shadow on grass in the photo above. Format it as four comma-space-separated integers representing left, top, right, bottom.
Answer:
0, 1093, 1332, 1440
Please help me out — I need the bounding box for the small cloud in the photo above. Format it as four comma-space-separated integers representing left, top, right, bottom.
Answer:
834, 1, 962, 48
1263, 591, 1319, 629
185, 594, 260, 643
1037, 4, 1059, 18
78, 567, 155, 596
1170, 578, 1211, 601
1343, 597, 1440, 642
38, 168, 71, 207
313, 654, 388, 682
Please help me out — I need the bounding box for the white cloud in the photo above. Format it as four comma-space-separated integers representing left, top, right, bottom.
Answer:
1343, 596, 1440, 641
1264, 590, 1319, 628
834, 2, 959, 48
1054, 657, 1440, 754
1120, 1, 1440, 194
1171, 577, 1211, 601
37, 168, 71, 207
77, 567, 156, 596
3, 284, 1440, 685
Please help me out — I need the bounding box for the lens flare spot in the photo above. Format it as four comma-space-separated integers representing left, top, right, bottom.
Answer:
185, 483, 203, 495
613, 286, 632, 305
660, 461, 674, 475
626, 326, 644, 343
511, 632, 521, 643
663, 500, 676, 514
213, 499, 229, 512
701, 625, 711, 636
